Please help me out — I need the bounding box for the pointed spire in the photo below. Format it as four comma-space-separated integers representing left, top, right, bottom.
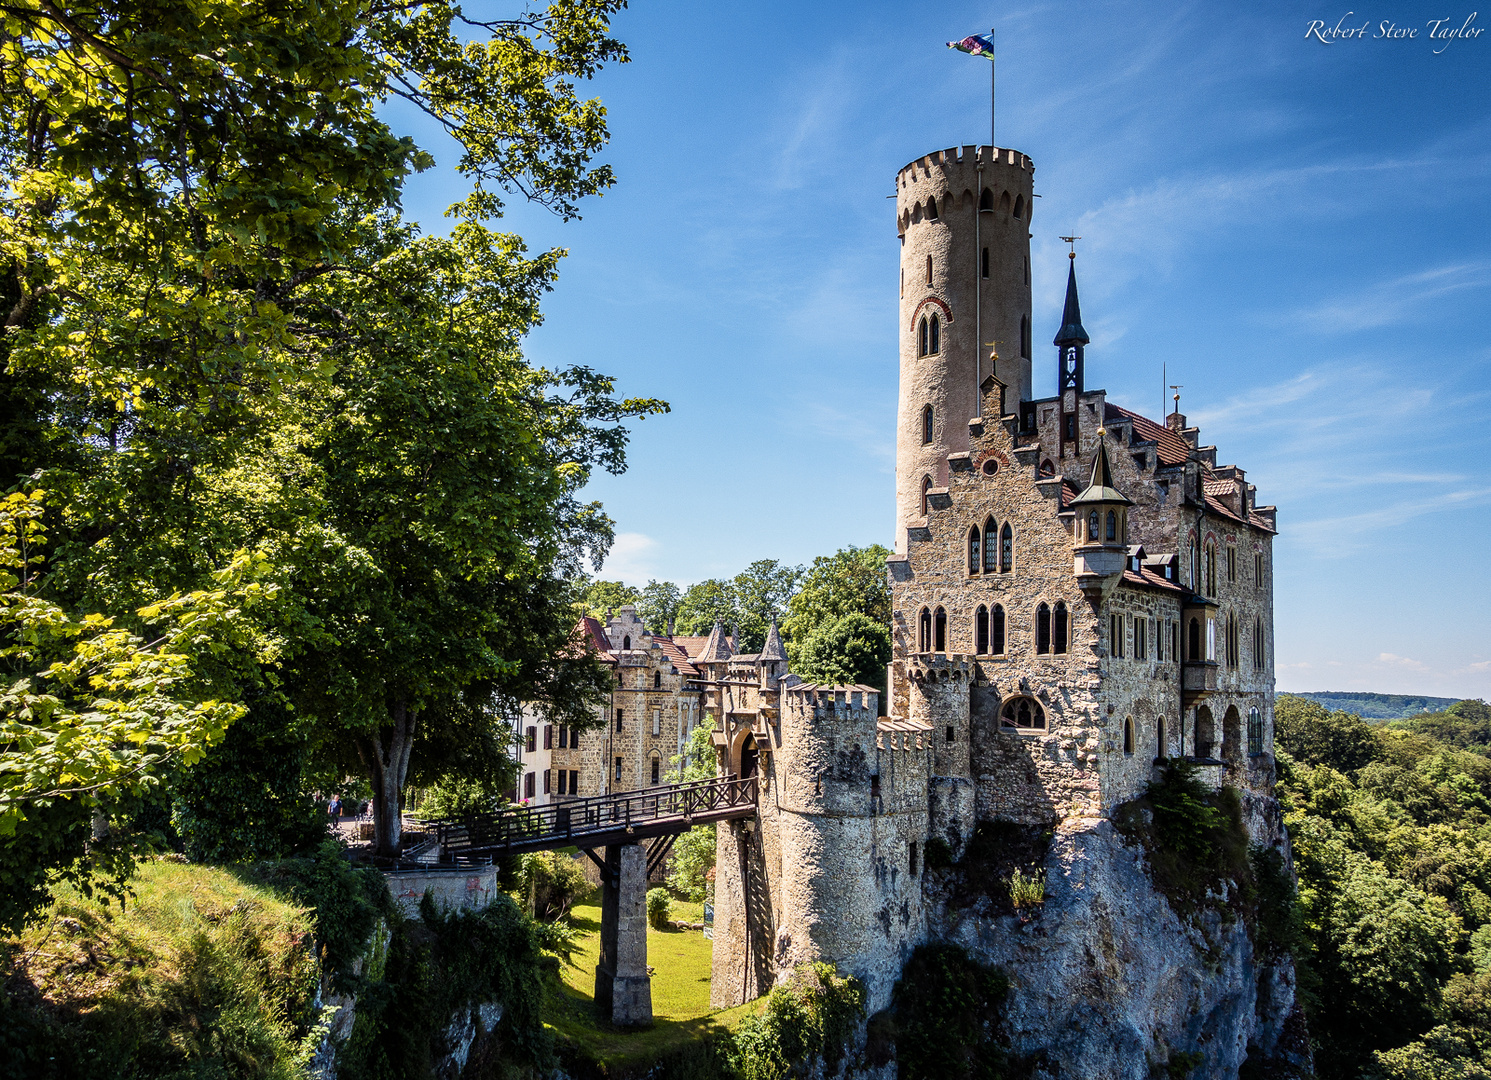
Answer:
759, 618, 787, 663
1053, 256, 1089, 347
696, 619, 734, 663
1070, 434, 1133, 507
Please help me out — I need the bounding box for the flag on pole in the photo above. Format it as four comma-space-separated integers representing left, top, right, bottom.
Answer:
947, 34, 995, 59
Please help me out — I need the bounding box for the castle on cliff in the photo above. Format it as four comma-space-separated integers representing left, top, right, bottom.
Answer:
706, 143, 1282, 1019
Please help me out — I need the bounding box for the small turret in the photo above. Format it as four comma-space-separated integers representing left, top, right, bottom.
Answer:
1070, 434, 1132, 599
1054, 253, 1089, 456
759, 618, 788, 689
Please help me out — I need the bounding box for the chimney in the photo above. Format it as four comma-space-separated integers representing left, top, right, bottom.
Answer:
1166, 411, 1186, 432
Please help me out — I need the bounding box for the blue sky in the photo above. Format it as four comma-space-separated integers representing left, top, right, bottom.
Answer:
394, 1, 1491, 699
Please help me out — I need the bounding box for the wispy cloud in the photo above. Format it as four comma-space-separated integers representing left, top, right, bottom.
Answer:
1291, 262, 1491, 331
597, 532, 660, 586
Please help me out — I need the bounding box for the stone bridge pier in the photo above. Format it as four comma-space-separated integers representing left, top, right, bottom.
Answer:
594, 842, 652, 1026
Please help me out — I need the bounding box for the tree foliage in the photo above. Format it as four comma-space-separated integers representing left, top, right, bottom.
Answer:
780, 543, 892, 658
674, 560, 803, 652
792, 612, 892, 697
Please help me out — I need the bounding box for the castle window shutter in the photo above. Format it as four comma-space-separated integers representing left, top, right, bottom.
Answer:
543, 725, 552, 750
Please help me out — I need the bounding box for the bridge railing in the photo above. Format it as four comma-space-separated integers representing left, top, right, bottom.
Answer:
419, 774, 757, 859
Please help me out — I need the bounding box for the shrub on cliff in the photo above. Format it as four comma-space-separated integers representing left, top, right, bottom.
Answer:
730, 962, 866, 1080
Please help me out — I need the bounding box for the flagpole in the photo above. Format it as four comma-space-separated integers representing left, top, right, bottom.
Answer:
990, 28, 996, 147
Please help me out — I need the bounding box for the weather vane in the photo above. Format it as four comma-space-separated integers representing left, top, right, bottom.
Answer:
1059, 235, 1081, 259
1170, 384, 1183, 413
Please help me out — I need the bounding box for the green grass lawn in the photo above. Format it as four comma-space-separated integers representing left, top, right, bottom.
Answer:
546, 889, 761, 1069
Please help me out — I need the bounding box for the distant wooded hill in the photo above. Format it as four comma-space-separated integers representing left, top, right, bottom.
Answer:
1286, 691, 1460, 719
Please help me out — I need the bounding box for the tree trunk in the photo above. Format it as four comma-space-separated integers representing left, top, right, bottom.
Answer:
357, 699, 419, 860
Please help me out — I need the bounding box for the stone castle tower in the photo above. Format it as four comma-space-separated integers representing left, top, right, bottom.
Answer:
707, 136, 1308, 1077
895, 147, 1034, 551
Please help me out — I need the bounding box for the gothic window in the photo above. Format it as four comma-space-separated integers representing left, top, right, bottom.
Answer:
1248, 707, 1264, 756
922, 404, 934, 444
1227, 614, 1240, 668
999, 190, 1011, 214
1110, 613, 1124, 658
992, 604, 1006, 654
650, 754, 661, 785
983, 517, 998, 572
927, 196, 938, 220
921, 475, 932, 516
1255, 552, 1264, 589
1021, 315, 1031, 359
919, 316, 929, 357
1000, 696, 1046, 732
1106, 510, 1117, 542
1253, 617, 1265, 669
1001, 523, 1013, 571
975, 605, 989, 654
1039, 459, 1055, 477
1123, 717, 1134, 756
934, 606, 947, 652
1133, 616, 1145, 660
1036, 603, 1051, 655
1206, 542, 1217, 595
1088, 510, 1099, 542
980, 187, 994, 211
1227, 545, 1237, 582
1188, 618, 1200, 662
919, 607, 931, 653
1013, 194, 1025, 219
1054, 602, 1069, 654
968, 526, 981, 574
981, 247, 989, 278
929, 314, 940, 354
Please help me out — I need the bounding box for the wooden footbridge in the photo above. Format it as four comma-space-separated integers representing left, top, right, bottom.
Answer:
415, 774, 759, 1028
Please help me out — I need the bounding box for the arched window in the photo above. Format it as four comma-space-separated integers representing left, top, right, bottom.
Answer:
1248, 707, 1264, 756
979, 187, 994, 211
927, 196, 938, 220
999, 190, 1011, 214
654, 671, 662, 688
991, 604, 1006, 655
925, 254, 933, 285
1020, 315, 1030, 359
918, 316, 929, 357
918, 607, 931, 652
968, 526, 981, 574
1206, 542, 1217, 595
983, 517, 998, 573
1227, 613, 1239, 668
623, 635, 630, 650
921, 475, 933, 516
1013, 194, 1025, 219
1035, 603, 1051, 655
922, 404, 934, 444
1088, 510, 1099, 542
1253, 618, 1265, 669
650, 753, 661, 785
1106, 511, 1117, 542
934, 607, 947, 652
975, 605, 989, 654
1188, 617, 1201, 661
1157, 717, 1168, 759
1053, 602, 1068, 655
1123, 717, 1134, 756
1000, 696, 1046, 732
929, 314, 940, 354
1001, 523, 1013, 571
1039, 459, 1055, 478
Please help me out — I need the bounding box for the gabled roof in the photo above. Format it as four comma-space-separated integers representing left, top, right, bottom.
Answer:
1121, 566, 1188, 595
653, 635, 700, 678
672, 636, 710, 658
1104, 402, 1192, 468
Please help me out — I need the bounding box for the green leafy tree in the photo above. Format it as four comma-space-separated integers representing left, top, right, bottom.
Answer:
675, 579, 740, 638
731, 559, 804, 652
781, 544, 892, 660
666, 724, 717, 900
0, 492, 275, 931
793, 613, 893, 698
1275, 694, 1384, 773
577, 579, 642, 621
638, 579, 682, 634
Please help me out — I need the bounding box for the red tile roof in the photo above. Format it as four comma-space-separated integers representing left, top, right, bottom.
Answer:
672, 635, 711, 660
1122, 566, 1188, 594
1105, 403, 1192, 468
564, 616, 617, 663
653, 636, 700, 678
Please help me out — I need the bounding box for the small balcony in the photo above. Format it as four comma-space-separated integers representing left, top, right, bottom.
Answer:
1181, 659, 1218, 706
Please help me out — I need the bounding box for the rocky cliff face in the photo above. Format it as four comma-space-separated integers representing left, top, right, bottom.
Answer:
917, 791, 1311, 1080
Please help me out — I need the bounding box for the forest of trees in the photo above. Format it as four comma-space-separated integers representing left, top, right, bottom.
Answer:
1276, 694, 1491, 1077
